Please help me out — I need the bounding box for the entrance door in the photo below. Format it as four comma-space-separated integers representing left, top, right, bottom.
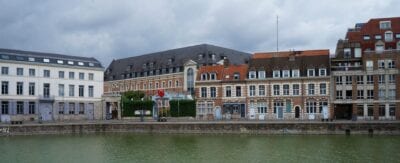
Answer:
86, 103, 94, 120
277, 107, 283, 119
214, 106, 221, 120
240, 104, 246, 118
295, 106, 300, 118
40, 103, 53, 121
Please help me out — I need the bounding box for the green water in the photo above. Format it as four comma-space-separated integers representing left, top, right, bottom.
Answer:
0, 134, 399, 163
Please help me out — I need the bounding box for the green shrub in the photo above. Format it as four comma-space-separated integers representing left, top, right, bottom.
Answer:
169, 100, 196, 117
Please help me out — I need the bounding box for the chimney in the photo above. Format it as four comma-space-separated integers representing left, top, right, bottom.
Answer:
223, 58, 230, 68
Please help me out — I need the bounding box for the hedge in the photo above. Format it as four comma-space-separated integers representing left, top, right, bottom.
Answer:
122, 97, 153, 117
169, 100, 196, 117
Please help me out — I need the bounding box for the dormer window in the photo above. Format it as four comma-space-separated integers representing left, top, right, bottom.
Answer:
258, 71, 265, 79
234, 73, 240, 80
273, 70, 280, 78
168, 58, 173, 65
57, 60, 63, 64
43, 58, 50, 63
319, 68, 327, 76
142, 63, 147, 69
89, 63, 94, 67
78, 62, 84, 66
379, 21, 391, 30
363, 35, 370, 40
68, 61, 74, 65
211, 54, 216, 60
1, 55, 9, 60
198, 54, 203, 60
249, 71, 256, 79
282, 70, 290, 78
375, 35, 382, 40
344, 48, 351, 58
210, 73, 216, 80
28, 57, 35, 62
307, 69, 315, 77
201, 73, 207, 80
375, 41, 385, 53
292, 69, 300, 77
385, 31, 393, 42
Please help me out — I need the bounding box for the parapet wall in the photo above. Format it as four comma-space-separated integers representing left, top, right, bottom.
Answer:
1, 122, 400, 136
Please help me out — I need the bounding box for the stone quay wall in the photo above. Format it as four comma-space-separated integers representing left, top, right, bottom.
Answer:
1, 122, 400, 136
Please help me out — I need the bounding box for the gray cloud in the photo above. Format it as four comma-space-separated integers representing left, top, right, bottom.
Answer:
0, 0, 399, 67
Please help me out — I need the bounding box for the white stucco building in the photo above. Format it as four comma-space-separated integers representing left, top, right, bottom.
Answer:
0, 48, 104, 123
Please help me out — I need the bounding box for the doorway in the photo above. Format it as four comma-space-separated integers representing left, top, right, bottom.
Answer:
295, 106, 300, 118
334, 104, 353, 120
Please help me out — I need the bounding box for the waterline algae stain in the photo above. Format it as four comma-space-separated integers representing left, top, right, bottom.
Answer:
0, 133, 399, 162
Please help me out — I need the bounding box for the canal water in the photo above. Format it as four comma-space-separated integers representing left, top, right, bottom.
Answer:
0, 134, 399, 163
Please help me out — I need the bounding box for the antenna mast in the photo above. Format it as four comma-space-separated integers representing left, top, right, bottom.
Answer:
276, 15, 279, 54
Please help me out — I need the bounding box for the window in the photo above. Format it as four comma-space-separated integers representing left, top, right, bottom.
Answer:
43, 83, 50, 97
29, 102, 35, 114
225, 86, 231, 97
283, 84, 289, 95
259, 85, 265, 96
375, 42, 384, 53
236, 86, 241, 97
29, 82, 35, 95
308, 84, 315, 95
58, 102, 64, 114
379, 105, 386, 117
89, 86, 94, 97
78, 85, 84, 97
69, 85, 74, 97
249, 85, 256, 96
388, 60, 395, 68
89, 73, 94, 80
378, 75, 385, 84
367, 105, 374, 116
17, 68, 23, 76
366, 61, 373, 70
336, 76, 343, 85
257, 102, 267, 114
345, 76, 352, 85
57, 60, 63, 64
249, 71, 256, 79
375, 35, 382, 40
292, 69, 300, 77
273, 70, 280, 78
385, 31, 393, 42
357, 90, 364, 99
79, 73, 84, 80
43, 58, 50, 63
367, 90, 374, 99
319, 69, 326, 76
234, 73, 240, 80
320, 83, 326, 95
282, 70, 290, 78
378, 60, 385, 69
293, 84, 300, 95
388, 74, 395, 83
210, 87, 216, 98
15, 101, 24, 114
1, 67, 9, 75
389, 104, 396, 116
69, 72, 75, 79
346, 90, 353, 99
17, 82, 23, 95
378, 89, 385, 99
29, 69, 35, 76
355, 48, 361, 58
273, 85, 280, 95
79, 103, 85, 114
69, 103, 75, 114
210, 73, 216, 80
336, 91, 343, 99
201, 87, 207, 98
363, 35, 370, 40
168, 80, 172, 88
59, 71, 65, 78
28, 57, 35, 62
58, 84, 64, 96
273, 101, 284, 114
44, 70, 50, 78
357, 105, 364, 116
396, 33, 400, 39
1, 81, 8, 95
306, 101, 317, 113
201, 73, 207, 80
256, 71, 265, 79
319, 101, 328, 113
307, 69, 315, 77
388, 89, 396, 100
1, 101, 9, 114
380, 21, 391, 29
367, 75, 373, 84
356, 76, 364, 84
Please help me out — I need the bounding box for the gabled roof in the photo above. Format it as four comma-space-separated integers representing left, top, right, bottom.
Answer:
345, 17, 400, 42
0, 48, 103, 68
105, 44, 251, 81
197, 64, 248, 81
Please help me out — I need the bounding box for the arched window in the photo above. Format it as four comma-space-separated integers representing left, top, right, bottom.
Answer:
187, 68, 194, 94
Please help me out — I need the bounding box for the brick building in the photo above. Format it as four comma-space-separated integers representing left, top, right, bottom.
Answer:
331, 17, 400, 120
195, 60, 248, 120
248, 50, 331, 120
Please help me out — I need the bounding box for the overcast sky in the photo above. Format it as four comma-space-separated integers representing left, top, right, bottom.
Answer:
0, 0, 399, 67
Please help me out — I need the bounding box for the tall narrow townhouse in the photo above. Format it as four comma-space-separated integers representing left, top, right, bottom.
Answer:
248, 50, 331, 120
331, 17, 400, 120
0, 49, 104, 123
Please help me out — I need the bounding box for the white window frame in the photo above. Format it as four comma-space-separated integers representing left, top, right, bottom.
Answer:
273, 70, 280, 78
43, 58, 50, 63
366, 61, 373, 70
258, 71, 265, 79
292, 69, 300, 77
201, 73, 207, 80
307, 69, 315, 77
385, 31, 393, 42
319, 68, 326, 76
249, 71, 256, 79
282, 70, 290, 78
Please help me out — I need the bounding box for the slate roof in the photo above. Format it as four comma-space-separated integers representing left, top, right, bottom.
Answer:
0, 48, 103, 68
249, 50, 330, 77
105, 44, 251, 81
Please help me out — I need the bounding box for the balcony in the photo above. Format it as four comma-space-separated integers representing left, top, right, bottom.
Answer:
331, 66, 362, 71
39, 95, 55, 102
364, 49, 400, 55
